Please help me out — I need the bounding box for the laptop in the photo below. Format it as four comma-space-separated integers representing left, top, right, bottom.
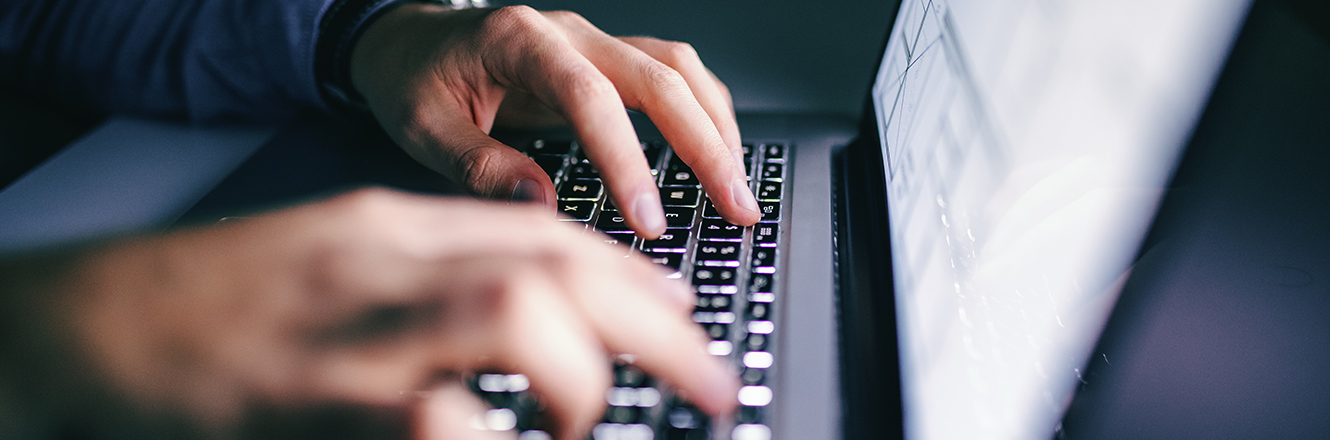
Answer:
0, 0, 1267, 438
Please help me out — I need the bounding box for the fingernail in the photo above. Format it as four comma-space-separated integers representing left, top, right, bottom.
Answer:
632, 193, 667, 236
511, 179, 546, 205
731, 178, 759, 215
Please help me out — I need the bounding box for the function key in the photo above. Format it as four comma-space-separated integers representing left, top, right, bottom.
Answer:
528, 139, 572, 156
663, 207, 696, 229
533, 154, 565, 181
557, 201, 595, 221
756, 181, 782, 201
763, 143, 785, 161
699, 219, 744, 241
642, 230, 689, 252
758, 202, 780, 221
753, 223, 778, 247
659, 186, 701, 207
558, 179, 602, 200
759, 163, 784, 181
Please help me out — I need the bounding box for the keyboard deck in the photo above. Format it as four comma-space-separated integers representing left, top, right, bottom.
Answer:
471, 139, 789, 440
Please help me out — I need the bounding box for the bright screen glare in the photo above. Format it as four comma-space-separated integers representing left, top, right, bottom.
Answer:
873, 0, 1250, 438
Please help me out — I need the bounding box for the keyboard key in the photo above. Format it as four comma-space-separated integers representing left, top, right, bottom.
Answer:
642, 230, 689, 251
738, 385, 773, 406
763, 143, 785, 161
696, 241, 742, 265
695, 294, 732, 311
663, 207, 695, 229
643, 141, 664, 170
747, 301, 772, 320
753, 223, 778, 247
528, 139, 572, 155
741, 367, 766, 385
566, 162, 601, 179
559, 179, 602, 200
596, 212, 631, 232
692, 266, 738, 285
704, 323, 729, 340
702, 201, 723, 219
759, 163, 783, 181
745, 333, 769, 351
659, 186, 701, 207
756, 181, 781, 201
534, 154, 565, 181
749, 274, 773, 293
557, 201, 595, 221
758, 202, 780, 221
601, 231, 635, 246
699, 219, 744, 240
743, 351, 774, 369
750, 248, 776, 270
643, 252, 683, 271
662, 168, 700, 186
614, 364, 647, 387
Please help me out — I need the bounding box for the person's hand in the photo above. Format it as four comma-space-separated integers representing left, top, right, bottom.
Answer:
3, 189, 736, 439
350, 5, 762, 239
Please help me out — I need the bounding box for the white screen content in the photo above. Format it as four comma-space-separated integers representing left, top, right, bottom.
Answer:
872, 1, 1250, 438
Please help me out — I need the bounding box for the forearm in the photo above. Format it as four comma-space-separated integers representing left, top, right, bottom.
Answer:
0, 0, 332, 122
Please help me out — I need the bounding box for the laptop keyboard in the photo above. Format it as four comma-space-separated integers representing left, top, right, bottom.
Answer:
468, 139, 789, 440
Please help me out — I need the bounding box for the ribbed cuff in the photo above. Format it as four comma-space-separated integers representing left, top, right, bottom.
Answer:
314, 0, 413, 118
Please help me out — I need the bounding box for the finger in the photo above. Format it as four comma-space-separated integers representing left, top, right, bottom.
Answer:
550, 20, 759, 226
417, 380, 518, 440
482, 7, 666, 238
619, 37, 741, 152
396, 105, 557, 208
558, 245, 738, 416
494, 268, 611, 439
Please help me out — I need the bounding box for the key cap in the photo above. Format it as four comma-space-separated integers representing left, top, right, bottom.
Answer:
763, 143, 785, 161
642, 230, 689, 251
702, 201, 723, 219
664, 207, 696, 229
695, 294, 733, 312
758, 202, 780, 221
749, 273, 773, 293
745, 333, 769, 351
696, 241, 742, 265
742, 367, 766, 385
693, 266, 738, 285
750, 248, 776, 270
596, 212, 631, 232
566, 162, 600, 180
643, 141, 665, 170
756, 181, 781, 201
557, 201, 595, 221
659, 186, 701, 207
558, 179, 602, 201
643, 252, 683, 271
602, 231, 635, 246
760, 163, 783, 181
747, 301, 772, 320
753, 223, 778, 247
704, 323, 729, 340
699, 219, 744, 240
662, 155, 701, 186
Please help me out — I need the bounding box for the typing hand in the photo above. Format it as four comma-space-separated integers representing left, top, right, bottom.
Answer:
3, 189, 737, 439
350, 5, 761, 239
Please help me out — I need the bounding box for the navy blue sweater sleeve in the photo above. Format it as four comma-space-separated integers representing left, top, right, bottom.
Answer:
1, 0, 336, 123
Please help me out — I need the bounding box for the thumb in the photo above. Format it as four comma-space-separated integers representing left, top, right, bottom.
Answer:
396, 113, 556, 208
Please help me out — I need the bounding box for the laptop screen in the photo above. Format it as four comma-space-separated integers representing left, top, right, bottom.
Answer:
871, 0, 1250, 438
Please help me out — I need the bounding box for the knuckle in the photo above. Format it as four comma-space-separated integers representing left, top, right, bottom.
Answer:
564, 70, 618, 99
660, 40, 701, 65
457, 145, 504, 193
483, 5, 543, 34
543, 9, 589, 26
